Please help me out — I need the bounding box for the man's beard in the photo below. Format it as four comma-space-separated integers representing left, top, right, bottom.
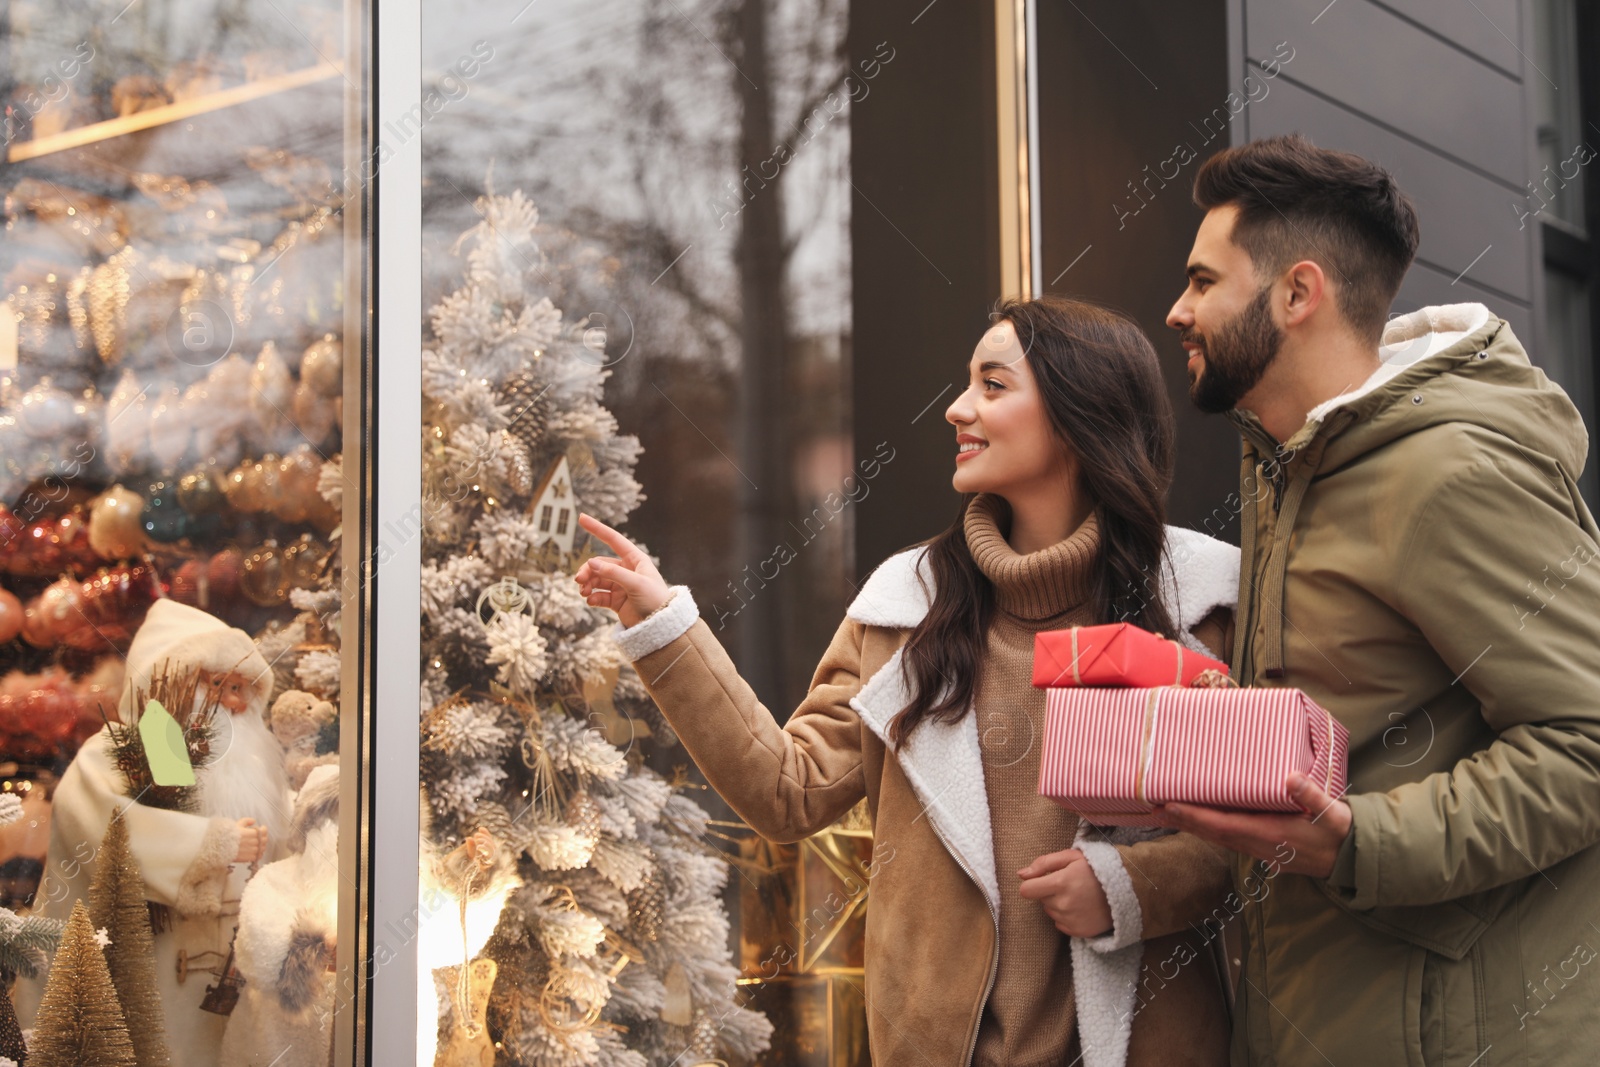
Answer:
199, 709, 291, 847
1185, 285, 1284, 413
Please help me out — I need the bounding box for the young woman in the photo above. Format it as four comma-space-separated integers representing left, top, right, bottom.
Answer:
574, 296, 1239, 1067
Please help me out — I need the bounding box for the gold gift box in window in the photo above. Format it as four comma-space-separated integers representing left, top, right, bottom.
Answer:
728, 801, 875, 977
739, 973, 870, 1067
715, 801, 875, 1067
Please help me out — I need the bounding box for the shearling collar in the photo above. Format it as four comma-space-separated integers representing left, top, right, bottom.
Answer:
846, 524, 1239, 642
844, 524, 1241, 913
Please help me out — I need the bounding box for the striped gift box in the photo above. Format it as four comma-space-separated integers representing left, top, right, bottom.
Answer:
1037, 686, 1350, 827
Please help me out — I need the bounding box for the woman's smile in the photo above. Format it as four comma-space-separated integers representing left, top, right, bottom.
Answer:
957, 433, 988, 462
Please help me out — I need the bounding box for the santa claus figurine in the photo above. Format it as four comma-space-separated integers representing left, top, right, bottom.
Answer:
220, 764, 340, 1067
17, 598, 293, 1064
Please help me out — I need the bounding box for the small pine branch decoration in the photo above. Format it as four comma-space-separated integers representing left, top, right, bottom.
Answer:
103, 661, 223, 813
0, 907, 65, 981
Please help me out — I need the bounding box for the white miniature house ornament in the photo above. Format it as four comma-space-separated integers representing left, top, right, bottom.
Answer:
528, 455, 578, 554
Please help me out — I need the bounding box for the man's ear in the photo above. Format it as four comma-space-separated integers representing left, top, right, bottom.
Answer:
1282, 259, 1327, 328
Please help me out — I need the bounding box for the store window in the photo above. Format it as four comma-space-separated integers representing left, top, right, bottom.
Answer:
414, 0, 859, 1064
0, 0, 366, 1064
1531, 0, 1600, 505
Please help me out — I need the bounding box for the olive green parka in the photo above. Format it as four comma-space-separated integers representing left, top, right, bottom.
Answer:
1224, 303, 1600, 1065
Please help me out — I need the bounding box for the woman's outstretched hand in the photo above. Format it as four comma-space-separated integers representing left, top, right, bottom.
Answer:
573, 513, 673, 629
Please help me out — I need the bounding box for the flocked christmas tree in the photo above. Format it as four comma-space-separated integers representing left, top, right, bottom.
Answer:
414, 187, 772, 1067
25, 901, 136, 1067
87, 814, 172, 1067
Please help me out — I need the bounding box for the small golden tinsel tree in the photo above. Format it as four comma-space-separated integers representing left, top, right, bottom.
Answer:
28, 901, 136, 1067
88, 816, 172, 1067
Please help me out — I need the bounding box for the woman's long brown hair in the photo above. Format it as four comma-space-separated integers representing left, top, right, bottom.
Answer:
889, 295, 1179, 745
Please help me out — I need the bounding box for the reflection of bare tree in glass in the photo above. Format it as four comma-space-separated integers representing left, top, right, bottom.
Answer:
421, 0, 852, 713
662, 0, 852, 712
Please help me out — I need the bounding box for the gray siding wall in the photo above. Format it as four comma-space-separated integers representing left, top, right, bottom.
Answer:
1238, 0, 1538, 343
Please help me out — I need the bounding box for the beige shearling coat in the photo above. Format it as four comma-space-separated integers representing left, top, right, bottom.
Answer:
614, 526, 1241, 1066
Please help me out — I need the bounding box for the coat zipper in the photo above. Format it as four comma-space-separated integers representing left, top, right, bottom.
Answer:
926, 812, 999, 1066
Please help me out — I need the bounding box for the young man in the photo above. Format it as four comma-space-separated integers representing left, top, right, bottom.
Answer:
1159, 134, 1600, 1063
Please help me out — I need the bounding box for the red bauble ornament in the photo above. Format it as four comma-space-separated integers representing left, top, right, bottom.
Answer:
171, 558, 209, 607
207, 547, 244, 603
0, 589, 23, 643
21, 609, 53, 649
55, 510, 102, 572
32, 579, 85, 646
0, 669, 87, 758
66, 564, 161, 651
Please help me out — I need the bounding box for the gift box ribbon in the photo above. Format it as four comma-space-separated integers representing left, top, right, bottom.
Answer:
1057, 626, 1192, 687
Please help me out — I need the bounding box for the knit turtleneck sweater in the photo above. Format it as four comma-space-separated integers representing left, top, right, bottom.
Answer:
965, 492, 1097, 1067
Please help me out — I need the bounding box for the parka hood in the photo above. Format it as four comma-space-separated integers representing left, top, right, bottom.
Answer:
1228, 303, 1589, 480
1222, 303, 1590, 683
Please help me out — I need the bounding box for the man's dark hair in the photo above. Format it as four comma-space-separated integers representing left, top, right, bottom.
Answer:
1193, 134, 1420, 342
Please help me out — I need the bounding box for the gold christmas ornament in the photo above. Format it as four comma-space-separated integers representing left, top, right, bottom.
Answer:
239, 540, 290, 606
300, 333, 343, 397
10, 277, 59, 352
88, 485, 149, 561
87, 247, 136, 365
67, 265, 93, 351
291, 379, 336, 445
274, 447, 323, 523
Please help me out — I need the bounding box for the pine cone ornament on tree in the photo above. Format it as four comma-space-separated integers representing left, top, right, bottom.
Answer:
500, 372, 549, 463
625, 860, 666, 945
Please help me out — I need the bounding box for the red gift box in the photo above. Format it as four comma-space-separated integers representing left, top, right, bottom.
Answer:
1037, 686, 1350, 826
1032, 623, 1228, 689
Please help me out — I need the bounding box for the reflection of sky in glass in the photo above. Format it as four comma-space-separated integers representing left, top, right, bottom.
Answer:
419, 0, 849, 343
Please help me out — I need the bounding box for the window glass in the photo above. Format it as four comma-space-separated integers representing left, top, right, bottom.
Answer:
0, 0, 366, 1063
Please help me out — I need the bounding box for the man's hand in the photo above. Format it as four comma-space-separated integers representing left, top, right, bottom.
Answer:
1152, 772, 1352, 878
234, 817, 268, 864
1017, 848, 1114, 937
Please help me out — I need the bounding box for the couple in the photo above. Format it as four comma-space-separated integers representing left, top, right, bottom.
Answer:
574, 134, 1600, 1066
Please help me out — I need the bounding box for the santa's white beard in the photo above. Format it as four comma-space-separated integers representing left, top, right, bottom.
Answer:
199, 710, 292, 848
